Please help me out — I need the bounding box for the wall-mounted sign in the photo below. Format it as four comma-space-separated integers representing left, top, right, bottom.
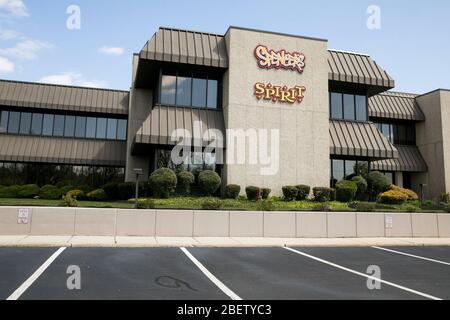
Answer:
17, 208, 29, 224
254, 83, 306, 104
254, 45, 306, 74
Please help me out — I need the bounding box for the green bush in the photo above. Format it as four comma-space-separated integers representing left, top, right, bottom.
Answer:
368, 171, 391, 196
335, 180, 358, 202
86, 189, 107, 201
177, 171, 195, 195
198, 171, 221, 196
355, 202, 375, 212
16, 185, 40, 198
282, 186, 298, 201
0, 185, 21, 198
246, 186, 261, 201
39, 185, 63, 200
136, 199, 156, 209
117, 182, 136, 200
405, 204, 420, 213
295, 185, 311, 201
103, 183, 120, 200
378, 190, 408, 205
149, 168, 178, 198
313, 187, 331, 202
438, 193, 450, 204
66, 190, 85, 200
225, 184, 241, 199
330, 188, 336, 201
351, 176, 368, 197
60, 194, 78, 207
257, 199, 274, 211
261, 188, 271, 200
59, 186, 74, 196
201, 198, 223, 210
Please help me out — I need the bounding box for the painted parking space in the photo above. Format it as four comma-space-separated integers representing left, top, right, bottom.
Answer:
0, 248, 57, 300
296, 247, 450, 300
18, 248, 228, 300
189, 248, 423, 300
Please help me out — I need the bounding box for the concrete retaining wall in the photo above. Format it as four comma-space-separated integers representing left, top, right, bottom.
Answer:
0, 207, 449, 238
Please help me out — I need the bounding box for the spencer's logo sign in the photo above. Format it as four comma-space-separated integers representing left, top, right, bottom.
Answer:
254, 83, 306, 104
254, 45, 306, 73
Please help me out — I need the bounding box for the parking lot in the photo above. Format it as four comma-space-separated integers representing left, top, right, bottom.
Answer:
1, 246, 449, 300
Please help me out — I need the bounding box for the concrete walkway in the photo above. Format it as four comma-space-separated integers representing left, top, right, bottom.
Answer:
1, 235, 450, 248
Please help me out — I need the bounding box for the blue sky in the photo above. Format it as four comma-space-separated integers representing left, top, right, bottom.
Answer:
0, 0, 448, 93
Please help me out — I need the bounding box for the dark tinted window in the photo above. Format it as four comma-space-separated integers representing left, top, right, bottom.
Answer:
345, 160, 357, 179
207, 80, 218, 109
53, 115, 65, 136
86, 117, 96, 138
343, 94, 355, 120
117, 119, 127, 140
355, 95, 367, 121
19, 112, 31, 134
161, 75, 176, 105
0, 111, 9, 133
96, 118, 107, 139
106, 118, 117, 140
332, 159, 345, 182
7, 112, 20, 134
192, 78, 207, 108
75, 117, 86, 138
330, 92, 343, 119
42, 114, 54, 136
64, 116, 76, 137
31, 113, 43, 135
176, 77, 192, 106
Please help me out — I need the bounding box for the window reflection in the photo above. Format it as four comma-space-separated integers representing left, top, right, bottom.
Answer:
19, 112, 32, 134
329, 92, 367, 122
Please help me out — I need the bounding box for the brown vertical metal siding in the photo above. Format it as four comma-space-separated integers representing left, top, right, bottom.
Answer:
371, 145, 427, 172
369, 92, 425, 121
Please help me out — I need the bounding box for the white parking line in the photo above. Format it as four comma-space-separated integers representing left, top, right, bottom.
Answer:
284, 247, 442, 301
180, 247, 242, 301
372, 246, 450, 266
7, 247, 66, 301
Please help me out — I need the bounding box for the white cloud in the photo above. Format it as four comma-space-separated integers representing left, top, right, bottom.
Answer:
0, 39, 52, 60
0, 28, 19, 40
98, 46, 124, 56
0, 56, 14, 74
0, 0, 28, 17
39, 72, 108, 88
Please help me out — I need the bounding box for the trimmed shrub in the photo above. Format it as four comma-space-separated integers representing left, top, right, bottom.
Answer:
16, 185, 40, 198
198, 170, 221, 196
257, 199, 274, 211
201, 198, 223, 210
60, 194, 78, 207
136, 199, 156, 209
177, 171, 195, 195
355, 202, 375, 212
405, 204, 420, 213
282, 186, 298, 202
225, 184, 241, 199
313, 187, 331, 202
390, 185, 419, 201
439, 193, 450, 204
39, 185, 62, 200
103, 183, 120, 200
149, 168, 178, 198
351, 176, 368, 197
335, 180, 358, 202
378, 190, 408, 205
261, 188, 271, 200
295, 185, 311, 201
368, 171, 391, 196
117, 183, 136, 200
246, 186, 261, 201
86, 189, 107, 201
66, 190, 85, 200
0, 185, 21, 198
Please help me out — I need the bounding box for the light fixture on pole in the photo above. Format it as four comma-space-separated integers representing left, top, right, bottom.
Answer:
133, 168, 143, 209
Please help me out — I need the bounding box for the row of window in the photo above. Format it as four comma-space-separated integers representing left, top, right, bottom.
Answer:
330, 92, 368, 121
373, 122, 416, 146
0, 110, 127, 141
160, 72, 219, 109
156, 150, 217, 174
330, 159, 395, 187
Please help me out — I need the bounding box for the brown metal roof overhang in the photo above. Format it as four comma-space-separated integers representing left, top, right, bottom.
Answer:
371, 145, 428, 172
139, 27, 229, 68
369, 92, 425, 121
330, 120, 398, 160
0, 135, 126, 166
328, 50, 394, 92
0, 80, 129, 115
134, 105, 225, 148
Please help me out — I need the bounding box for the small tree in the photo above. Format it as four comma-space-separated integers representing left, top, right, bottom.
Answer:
198, 171, 221, 196
367, 171, 391, 199
149, 168, 177, 198
177, 171, 195, 195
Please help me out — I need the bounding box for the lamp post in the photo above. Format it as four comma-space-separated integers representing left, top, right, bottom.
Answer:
133, 168, 143, 209
419, 184, 427, 208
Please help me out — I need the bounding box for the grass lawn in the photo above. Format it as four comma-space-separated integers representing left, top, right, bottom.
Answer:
0, 197, 445, 213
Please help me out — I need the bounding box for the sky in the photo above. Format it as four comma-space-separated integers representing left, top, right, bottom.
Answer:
0, 0, 449, 94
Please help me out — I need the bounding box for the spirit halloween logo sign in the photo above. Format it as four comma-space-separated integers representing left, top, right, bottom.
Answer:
254, 45, 307, 104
